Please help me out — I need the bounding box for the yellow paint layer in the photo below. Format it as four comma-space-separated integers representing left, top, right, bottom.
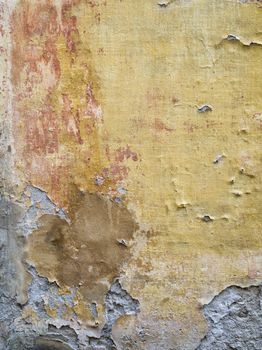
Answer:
10, 0, 262, 348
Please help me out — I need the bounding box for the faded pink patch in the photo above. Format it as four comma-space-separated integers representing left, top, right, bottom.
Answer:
85, 83, 103, 120
153, 118, 173, 133
248, 261, 258, 279
115, 145, 138, 163
62, 94, 83, 144
102, 164, 129, 183
146, 88, 166, 110
87, 0, 107, 8
96, 145, 139, 186
25, 94, 59, 155
183, 121, 199, 133
62, 5, 78, 54
252, 113, 262, 129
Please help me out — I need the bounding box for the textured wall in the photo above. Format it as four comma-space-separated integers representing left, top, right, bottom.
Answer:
0, 0, 262, 349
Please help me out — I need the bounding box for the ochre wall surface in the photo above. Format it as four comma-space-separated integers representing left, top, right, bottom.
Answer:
0, 0, 262, 349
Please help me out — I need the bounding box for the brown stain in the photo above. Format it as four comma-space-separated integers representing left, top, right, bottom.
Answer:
27, 191, 138, 303
172, 96, 179, 105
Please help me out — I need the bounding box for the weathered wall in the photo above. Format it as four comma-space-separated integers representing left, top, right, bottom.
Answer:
0, 0, 262, 349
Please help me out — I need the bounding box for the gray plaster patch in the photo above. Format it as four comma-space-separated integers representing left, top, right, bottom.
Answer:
197, 285, 262, 350
19, 186, 67, 237
88, 280, 140, 350
0, 264, 139, 350
0, 195, 26, 303
105, 280, 140, 331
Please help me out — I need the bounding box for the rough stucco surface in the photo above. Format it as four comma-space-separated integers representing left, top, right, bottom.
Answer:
198, 285, 262, 350
0, 0, 262, 349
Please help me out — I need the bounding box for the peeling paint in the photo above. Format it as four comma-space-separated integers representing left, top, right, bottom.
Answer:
197, 104, 213, 113
0, 0, 262, 349
157, 0, 175, 8
220, 34, 262, 47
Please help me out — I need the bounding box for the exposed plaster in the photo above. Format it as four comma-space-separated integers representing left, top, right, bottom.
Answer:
197, 284, 262, 350
0, 184, 140, 349
0, 263, 140, 350
26, 191, 138, 305
1, 0, 262, 349
0, 0, 15, 193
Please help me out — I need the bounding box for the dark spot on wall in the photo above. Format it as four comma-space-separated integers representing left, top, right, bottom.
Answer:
201, 215, 214, 223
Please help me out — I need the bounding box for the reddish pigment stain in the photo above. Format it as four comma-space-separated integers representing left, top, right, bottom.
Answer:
115, 145, 139, 163
153, 118, 173, 132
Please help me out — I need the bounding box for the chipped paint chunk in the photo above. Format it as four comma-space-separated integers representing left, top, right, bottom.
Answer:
197, 104, 213, 113
157, 0, 175, 8
231, 189, 243, 197
1, 0, 262, 349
